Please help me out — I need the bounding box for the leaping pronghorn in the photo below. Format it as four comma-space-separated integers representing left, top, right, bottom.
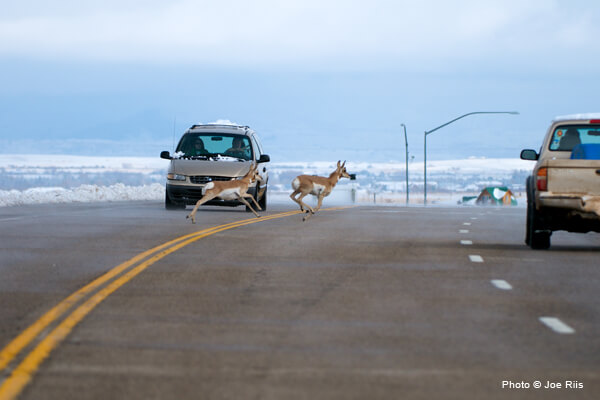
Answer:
290, 160, 351, 221
186, 163, 263, 224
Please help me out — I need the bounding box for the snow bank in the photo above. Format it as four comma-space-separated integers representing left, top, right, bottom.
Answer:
0, 183, 164, 207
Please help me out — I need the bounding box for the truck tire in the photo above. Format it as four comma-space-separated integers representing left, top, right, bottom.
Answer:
526, 180, 551, 249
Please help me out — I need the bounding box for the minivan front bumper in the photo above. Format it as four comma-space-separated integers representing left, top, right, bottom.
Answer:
166, 183, 258, 206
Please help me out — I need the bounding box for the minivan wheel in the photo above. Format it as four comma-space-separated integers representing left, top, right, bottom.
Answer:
258, 186, 267, 211
165, 190, 185, 210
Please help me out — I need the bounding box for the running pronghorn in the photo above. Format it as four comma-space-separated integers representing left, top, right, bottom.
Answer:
290, 160, 350, 221
186, 163, 263, 224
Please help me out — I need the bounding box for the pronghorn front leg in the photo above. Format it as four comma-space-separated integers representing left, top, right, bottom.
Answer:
315, 193, 326, 211
186, 193, 218, 224
242, 192, 262, 211
237, 195, 261, 218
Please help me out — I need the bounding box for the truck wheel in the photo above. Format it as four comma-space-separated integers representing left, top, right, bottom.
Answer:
165, 190, 185, 210
526, 190, 551, 250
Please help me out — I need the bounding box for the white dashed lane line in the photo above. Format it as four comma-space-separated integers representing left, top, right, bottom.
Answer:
539, 317, 576, 334
459, 217, 575, 336
491, 279, 513, 290
469, 254, 484, 263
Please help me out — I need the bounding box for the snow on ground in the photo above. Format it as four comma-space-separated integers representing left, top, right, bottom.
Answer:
0, 183, 165, 207
0, 154, 532, 207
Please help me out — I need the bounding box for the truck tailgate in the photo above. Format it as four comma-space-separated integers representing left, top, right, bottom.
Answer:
546, 159, 600, 195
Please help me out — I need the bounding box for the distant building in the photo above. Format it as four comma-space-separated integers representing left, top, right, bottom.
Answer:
476, 186, 517, 206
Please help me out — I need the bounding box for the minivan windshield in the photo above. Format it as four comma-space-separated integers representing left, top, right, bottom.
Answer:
549, 125, 600, 151
176, 133, 253, 160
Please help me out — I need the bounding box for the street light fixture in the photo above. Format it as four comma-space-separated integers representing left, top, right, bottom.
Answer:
423, 111, 519, 205
401, 124, 409, 205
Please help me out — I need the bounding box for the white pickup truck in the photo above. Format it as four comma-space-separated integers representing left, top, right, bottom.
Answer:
520, 114, 600, 249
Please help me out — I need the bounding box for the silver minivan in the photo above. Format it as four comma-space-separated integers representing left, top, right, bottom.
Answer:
160, 124, 270, 211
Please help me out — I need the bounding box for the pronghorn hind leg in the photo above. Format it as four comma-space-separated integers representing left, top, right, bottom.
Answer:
289, 190, 304, 211
237, 195, 260, 218
186, 193, 217, 224
296, 193, 314, 214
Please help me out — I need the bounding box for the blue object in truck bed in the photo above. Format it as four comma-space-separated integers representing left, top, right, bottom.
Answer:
571, 144, 600, 160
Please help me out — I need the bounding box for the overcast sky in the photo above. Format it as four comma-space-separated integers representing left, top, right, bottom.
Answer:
1, 0, 599, 161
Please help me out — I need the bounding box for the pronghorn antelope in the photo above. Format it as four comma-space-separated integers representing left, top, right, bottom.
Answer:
290, 160, 350, 221
186, 163, 262, 223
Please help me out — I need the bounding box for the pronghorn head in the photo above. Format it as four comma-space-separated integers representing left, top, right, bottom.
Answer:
336, 160, 350, 180
246, 162, 263, 183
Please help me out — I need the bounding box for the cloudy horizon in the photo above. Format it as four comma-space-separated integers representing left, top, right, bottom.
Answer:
1, 0, 599, 162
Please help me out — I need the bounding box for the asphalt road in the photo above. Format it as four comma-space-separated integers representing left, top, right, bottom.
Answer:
1, 201, 599, 399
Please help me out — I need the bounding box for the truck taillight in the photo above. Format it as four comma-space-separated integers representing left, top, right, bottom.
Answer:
590, 119, 600, 124
536, 168, 547, 191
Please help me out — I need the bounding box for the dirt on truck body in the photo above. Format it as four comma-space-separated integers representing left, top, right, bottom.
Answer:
521, 113, 600, 249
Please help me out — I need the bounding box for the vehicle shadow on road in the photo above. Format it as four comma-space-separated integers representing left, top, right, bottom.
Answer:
471, 242, 600, 253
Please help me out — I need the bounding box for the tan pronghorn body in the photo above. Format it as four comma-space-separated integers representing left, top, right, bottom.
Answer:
187, 164, 262, 223
290, 161, 350, 221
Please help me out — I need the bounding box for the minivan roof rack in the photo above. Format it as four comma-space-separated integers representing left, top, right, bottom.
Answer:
188, 124, 250, 130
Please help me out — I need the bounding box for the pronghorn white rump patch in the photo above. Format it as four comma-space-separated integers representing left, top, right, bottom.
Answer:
202, 181, 215, 195
292, 178, 300, 190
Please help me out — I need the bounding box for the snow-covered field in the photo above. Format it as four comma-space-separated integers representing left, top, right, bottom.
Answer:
0, 154, 533, 207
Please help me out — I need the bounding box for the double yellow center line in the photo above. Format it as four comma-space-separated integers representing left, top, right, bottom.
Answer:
1, 207, 356, 399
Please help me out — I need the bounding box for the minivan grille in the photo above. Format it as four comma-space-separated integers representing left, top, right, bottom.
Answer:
189, 176, 233, 184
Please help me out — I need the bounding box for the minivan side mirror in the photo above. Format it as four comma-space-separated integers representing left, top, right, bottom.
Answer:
160, 151, 172, 160
258, 154, 270, 163
520, 149, 539, 161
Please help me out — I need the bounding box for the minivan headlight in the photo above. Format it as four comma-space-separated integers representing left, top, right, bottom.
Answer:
167, 173, 186, 181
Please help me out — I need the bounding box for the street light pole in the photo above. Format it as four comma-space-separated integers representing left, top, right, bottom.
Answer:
401, 123, 409, 205
423, 111, 519, 205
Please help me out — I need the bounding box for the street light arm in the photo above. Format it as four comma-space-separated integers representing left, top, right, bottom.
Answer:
425, 111, 519, 136
423, 110, 519, 205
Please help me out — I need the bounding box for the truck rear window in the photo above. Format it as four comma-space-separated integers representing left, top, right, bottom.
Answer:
549, 125, 600, 151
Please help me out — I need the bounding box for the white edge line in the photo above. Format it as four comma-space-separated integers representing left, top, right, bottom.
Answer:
460, 240, 473, 245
